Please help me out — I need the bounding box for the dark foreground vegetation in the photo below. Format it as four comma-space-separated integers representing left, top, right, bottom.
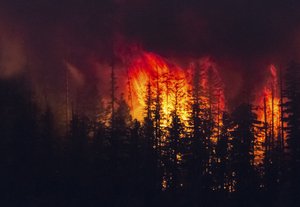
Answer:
1, 62, 300, 207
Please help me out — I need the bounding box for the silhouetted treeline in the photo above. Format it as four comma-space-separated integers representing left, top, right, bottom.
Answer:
1, 61, 300, 207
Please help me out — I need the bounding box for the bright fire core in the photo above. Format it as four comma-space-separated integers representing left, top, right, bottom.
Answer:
126, 51, 226, 130
128, 52, 191, 125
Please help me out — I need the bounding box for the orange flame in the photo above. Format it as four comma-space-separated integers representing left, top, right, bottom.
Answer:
127, 52, 190, 126
255, 64, 281, 165
125, 50, 225, 139
258, 65, 280, 136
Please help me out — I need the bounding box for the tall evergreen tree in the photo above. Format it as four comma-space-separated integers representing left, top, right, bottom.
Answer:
283, 61, 300, 202
231, 103, 259, 203
215, 112, 234, 194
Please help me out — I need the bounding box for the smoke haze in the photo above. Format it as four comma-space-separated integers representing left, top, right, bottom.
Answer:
0, 0, 300, 111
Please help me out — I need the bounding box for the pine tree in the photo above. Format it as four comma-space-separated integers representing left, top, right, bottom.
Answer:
215, 112, 233, 194
283, 61, 300, 202
187, 63, 208, 201
115, 93, 132, 157
141, 78, 159, 194
167, 77, 185, 191
231, 103, 259, 203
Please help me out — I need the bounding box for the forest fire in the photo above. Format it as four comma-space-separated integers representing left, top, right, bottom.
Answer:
126, 53, 284, 168
255, 65, 282, 165
126, 50, 225, 132
127, 51, 190, 125
258, 65, 281, 136
2, 0, 300, 206
125, 51, 228, 190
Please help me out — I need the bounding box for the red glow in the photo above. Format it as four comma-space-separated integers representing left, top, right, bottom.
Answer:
125, 49, 225, 136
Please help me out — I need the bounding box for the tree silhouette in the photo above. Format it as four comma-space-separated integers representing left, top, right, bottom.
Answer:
215, 112, 234, 194
231, 103, 259, 204
283, 61, 300, 203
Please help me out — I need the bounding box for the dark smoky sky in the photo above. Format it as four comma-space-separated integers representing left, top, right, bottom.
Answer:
1, 0, 300, 108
